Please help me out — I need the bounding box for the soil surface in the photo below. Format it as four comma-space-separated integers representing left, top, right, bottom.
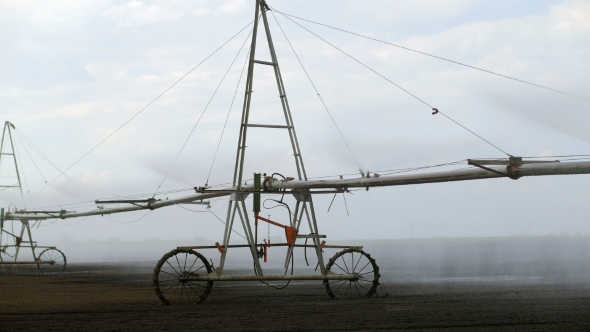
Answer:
2, 262, 590, 331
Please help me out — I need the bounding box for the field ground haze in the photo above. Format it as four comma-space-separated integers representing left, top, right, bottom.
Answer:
1, 236, 590, 331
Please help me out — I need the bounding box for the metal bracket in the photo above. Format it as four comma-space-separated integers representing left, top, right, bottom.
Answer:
256, 214, 298, 246
468, 156, 559, 166
292, 190, 311, 202
215, 242, 226, 253
230, 193, 249, 201
252, 59, 276, 66
295, 234, 326, 239
95, 198, 160, 204
246, 124, 290, 129
469, 161, 517, 180
468, 157, 559, 180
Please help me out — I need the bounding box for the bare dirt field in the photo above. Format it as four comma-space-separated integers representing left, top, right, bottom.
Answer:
2, 262, 590, 331
3, 238, 590, 331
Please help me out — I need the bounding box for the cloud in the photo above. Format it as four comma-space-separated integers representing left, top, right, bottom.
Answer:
103, 1, 185, 27
216, 0, 246, 14
550, 0, 590, 34
349, 0, 479, 25
91, 125, 137, 145
0, 0, 95, 27
193, 8, 212, 16
2, 0, 589, 242
82, 170, 111, 185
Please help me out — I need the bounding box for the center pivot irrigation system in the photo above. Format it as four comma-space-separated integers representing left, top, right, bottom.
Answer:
2, 0, 590, 303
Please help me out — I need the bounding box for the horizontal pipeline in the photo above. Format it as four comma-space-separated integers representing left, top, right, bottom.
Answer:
179, 243, 362, 250
9, 161, 590, 221
182, 273, 361, 281
265, 161, 590, 190
0, 261, 51, 265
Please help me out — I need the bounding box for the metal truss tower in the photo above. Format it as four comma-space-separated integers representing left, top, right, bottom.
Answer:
217, 0, 326, 276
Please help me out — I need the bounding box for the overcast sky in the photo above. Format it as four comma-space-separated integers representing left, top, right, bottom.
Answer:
1, 0, 589, 245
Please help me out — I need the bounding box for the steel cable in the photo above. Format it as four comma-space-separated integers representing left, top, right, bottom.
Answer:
152, 26, 256, 197
205, 46, 252, 187
274, 11, 511, 157
270, 7, 589, 103
15, 129, 120, 198
13, 131, 62, 208
27, 20, 256, 201
270, 10, 362, 170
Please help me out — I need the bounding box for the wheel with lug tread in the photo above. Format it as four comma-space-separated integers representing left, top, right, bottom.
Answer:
153, 248, 213, 305
324, 248, 380, 299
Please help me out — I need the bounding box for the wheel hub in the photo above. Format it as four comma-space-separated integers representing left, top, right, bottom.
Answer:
179, 271, 201, 283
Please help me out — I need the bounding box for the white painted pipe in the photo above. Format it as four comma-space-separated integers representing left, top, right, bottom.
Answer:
6, 161, 590, 221
264, 161, 590, 190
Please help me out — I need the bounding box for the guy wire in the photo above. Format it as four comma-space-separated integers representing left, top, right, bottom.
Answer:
274, 11, 511, 157
270, 10, 362, 170
28, 20, 256, 201
152, 27, 255, 198
270, 6, 589, 102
